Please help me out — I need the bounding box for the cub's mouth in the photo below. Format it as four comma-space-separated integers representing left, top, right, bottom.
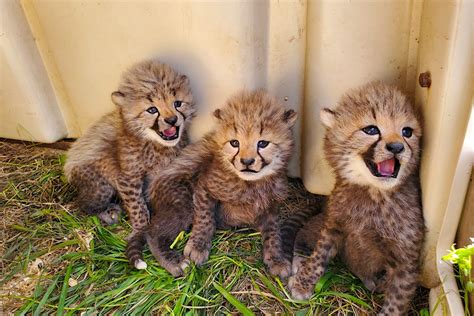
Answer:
364, 157, 400, 178
153, 124, 180, 141
240, 168, 258, 173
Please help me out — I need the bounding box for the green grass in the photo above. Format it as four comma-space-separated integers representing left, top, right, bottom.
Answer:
0, 142, 428, 315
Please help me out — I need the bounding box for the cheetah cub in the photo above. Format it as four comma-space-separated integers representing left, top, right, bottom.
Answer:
134, 90, 297, 277
288, 82, 424, 315
64, 60, 194, 244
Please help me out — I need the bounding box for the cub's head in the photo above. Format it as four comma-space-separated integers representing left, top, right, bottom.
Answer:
321, 82, 422, 190
213, 90, 297, 181
111, 60, 195, 147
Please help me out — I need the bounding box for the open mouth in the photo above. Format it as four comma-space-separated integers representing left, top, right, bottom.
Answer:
364, 157, 400, 178
157, 126, 180, 141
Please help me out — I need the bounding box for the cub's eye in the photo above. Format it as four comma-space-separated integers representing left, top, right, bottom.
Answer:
362, 125, 380, 135
402, 127, 413, 138
230, 140, 240, 148
257, 140, 269, 148
146, 107, 158, 114
174, 100, 182, 108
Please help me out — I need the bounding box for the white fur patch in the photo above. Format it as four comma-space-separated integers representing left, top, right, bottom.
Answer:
135, 259, 147, 270
235, 162, 278, 181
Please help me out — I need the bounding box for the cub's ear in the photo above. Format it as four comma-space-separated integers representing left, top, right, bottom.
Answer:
320, 108, 336, 128
111, 91, 126, 106
282, 109, 297, 127
179, 74, 189, 86
213, 108, 223, 120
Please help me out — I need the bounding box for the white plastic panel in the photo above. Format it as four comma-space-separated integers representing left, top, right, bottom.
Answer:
22, 0, 307, 175
0, 1, 67, 143
302, 0, 422, 194
413, 0, 472, 312
1, 3, 472, 314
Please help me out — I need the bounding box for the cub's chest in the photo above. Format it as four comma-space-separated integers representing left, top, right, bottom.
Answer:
141, 144, 178, 172
342, 198, 420, 246
204, 175, 273, 207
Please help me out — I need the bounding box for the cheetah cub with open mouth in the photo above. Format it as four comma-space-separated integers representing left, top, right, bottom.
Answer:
288, 82, 424, 316
64, 60, 195, 251
129, 90, 297, 277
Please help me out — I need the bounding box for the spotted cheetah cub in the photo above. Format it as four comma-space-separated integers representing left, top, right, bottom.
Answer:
288, 82, 424, 315
64, 60, 194, 241
135, 90, 297, 277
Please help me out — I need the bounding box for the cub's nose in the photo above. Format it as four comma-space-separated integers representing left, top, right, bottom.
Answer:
164, 115, 178, 126
386, 142, 404, 154
240, 158, 255, 166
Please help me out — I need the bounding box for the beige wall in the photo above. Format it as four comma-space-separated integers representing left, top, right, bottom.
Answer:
1, 1, 473, 312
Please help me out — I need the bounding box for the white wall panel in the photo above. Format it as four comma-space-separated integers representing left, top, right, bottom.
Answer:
302, 0, 421, 194
22, 0, 306, 174
0, 1, 67, 142
0, 2, 473, 313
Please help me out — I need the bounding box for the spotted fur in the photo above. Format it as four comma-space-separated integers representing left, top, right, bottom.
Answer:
130, 90, 298, 277
288, 82, 425, 315
64, 60, 195, 268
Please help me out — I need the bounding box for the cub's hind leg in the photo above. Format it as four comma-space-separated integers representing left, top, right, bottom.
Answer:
341, 232, 388, 293
288, 221, 342, 300
69, 165, 122, 225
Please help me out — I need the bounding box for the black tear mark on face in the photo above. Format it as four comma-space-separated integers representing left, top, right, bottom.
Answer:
175, 106, 187, 121
361, 136, 380, 165
230, 143, 240, 166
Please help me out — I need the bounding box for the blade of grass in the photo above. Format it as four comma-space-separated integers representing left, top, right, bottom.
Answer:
213, 282, 254, 316
57, 264, 73, 316
170, 231, 185, 249
33, 275, 59, 316
174, 269, 195, 315
318, 291, 372, 309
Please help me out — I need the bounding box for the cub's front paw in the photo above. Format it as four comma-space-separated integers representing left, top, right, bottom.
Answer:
97, 204, 123, 225
288, 275, 314, 300
266, 257, 292, 279
183, 238, 210, 265
167, 258, 191, 277
292, 255, 306, 274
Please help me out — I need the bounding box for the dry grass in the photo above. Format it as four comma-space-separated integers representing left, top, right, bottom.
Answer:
0, 140, 429, 315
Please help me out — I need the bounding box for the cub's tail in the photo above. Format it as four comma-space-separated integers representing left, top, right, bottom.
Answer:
127, 175, 195, 274
126, 232, 148, 270
146, 179, 194, 276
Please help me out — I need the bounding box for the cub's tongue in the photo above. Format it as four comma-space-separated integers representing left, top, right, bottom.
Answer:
162, 126, 177, 137
377, 158, 395, 176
